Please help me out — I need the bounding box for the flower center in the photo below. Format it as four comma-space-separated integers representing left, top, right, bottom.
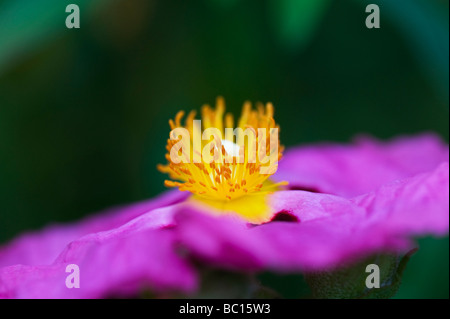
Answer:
157, 97, 287, 223
221, 139, 240, 157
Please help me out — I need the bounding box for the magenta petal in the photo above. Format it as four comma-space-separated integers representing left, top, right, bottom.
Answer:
176, 163, 448, 272
0, 190, 189, 267
175, 193, 386, 271
175, 202, 403, 272
248, 215, 409, 271
274, 133, 449, 197
353, 162, 449, 237
0, 229, 196, 298
1, 133, 447, 297
269, 190, 363, 222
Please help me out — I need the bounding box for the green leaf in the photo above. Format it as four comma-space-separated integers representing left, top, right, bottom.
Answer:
189, 267, 279, 299
257, 272, 311, 298
304, 249, 417, 299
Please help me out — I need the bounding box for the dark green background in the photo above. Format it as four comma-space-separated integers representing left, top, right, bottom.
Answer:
0, 0, 448, 298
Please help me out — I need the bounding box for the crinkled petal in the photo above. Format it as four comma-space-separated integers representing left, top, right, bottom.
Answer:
176, 164, 448, 271
268, 190, 360, 222
0, 228, 196, 298
274, 133, 449, 197
175, 197, 405, 271
0, 190, 188, 267
352, 162, 449, 236
1, 134, 448, 297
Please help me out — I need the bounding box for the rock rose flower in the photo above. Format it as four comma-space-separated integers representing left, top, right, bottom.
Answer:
0, 98, 448, 298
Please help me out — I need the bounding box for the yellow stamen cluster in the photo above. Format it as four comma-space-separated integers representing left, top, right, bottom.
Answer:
157, 97, 286, 202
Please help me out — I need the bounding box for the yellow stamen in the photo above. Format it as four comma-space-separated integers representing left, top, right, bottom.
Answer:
158, 97, 288, 223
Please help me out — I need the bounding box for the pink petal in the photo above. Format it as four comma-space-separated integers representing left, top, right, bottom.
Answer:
0, 228, 196, 298
353, 162, 449, 236
0, 190, 188, 267
175, 163, 448, 271
274, 133, 449, 197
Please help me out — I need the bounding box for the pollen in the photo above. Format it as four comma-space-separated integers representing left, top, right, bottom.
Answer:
157, 97, 288, 222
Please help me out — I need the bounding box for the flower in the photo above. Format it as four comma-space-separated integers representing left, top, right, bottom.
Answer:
0, 98, 448, 299
157, 96, 287, 223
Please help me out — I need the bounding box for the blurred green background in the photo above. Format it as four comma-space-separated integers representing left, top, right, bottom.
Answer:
0, 0, 448, 298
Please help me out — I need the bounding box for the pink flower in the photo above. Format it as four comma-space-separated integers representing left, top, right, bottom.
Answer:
0, 99, 448, 299
176, 149, 448, 271
275, 133, 449, 198
0, 191, 195, 298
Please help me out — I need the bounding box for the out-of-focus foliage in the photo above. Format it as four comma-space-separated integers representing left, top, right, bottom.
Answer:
0, 0, 107, 74
305, 251, 416, 299
360, 0, 449, 104
0, 0, 448, 298
268, 0, 331, 51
